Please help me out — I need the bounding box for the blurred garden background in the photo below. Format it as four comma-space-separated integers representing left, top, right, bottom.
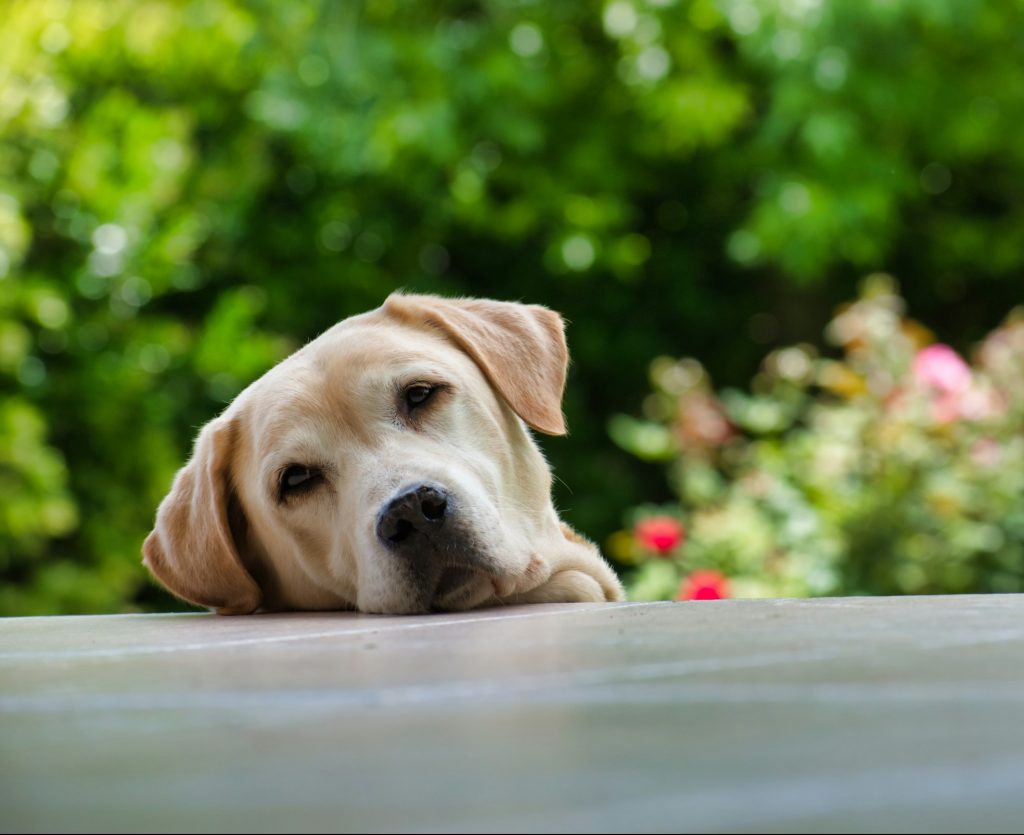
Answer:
1, 0, 1022, 615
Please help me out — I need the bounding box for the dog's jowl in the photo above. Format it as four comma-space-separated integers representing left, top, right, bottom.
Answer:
144, 293, 624, 614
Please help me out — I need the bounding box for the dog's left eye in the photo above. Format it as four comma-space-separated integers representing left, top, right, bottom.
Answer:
279, 465, 324, 500
404, 384, 437, 411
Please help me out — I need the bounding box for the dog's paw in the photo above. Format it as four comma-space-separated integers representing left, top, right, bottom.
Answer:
508, 569, 611, 604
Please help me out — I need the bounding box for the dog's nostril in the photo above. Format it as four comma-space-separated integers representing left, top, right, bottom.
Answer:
387, 518, 415, 544
421, 495, 447, 522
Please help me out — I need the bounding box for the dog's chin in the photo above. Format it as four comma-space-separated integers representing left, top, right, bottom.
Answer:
362, 569, 494, 615
432, 568, 495, 611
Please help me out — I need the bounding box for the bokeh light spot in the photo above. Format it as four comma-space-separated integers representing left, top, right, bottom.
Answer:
920, 163, 952, 195
562, 234, 596, 271
509, 23, 543, 57
727, 229, 761, 264
603, 1, 638, 38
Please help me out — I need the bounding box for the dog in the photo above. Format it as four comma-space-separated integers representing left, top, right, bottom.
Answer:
143, 293, 624, 614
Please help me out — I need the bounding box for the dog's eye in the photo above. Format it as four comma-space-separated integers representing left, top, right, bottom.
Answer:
404, 384, 437, 411
279, 465, 324, 500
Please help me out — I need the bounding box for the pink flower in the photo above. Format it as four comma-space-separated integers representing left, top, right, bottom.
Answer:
910, 345, 1006, 424
677, 569, 730, 601
931, 392, 962, 425
635, 516, 685, 555
958, 386, 1005, 422
913, 344, 972, 395
677, 393, 733, 448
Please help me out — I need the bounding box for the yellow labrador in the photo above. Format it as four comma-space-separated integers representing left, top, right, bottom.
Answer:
143, 293, 624, 614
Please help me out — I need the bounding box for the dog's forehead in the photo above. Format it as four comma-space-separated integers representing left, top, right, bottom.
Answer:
314, 314, 459, 376
239, 313, 472, 447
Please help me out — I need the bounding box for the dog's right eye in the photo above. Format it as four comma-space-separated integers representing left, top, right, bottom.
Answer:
279, 465, 324, 501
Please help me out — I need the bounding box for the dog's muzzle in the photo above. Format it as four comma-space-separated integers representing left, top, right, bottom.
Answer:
376, 482, 499, 609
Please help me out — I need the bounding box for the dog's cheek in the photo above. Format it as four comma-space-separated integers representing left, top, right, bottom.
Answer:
492, 554, 550, 598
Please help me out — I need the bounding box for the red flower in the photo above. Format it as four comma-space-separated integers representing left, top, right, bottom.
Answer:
634, 516, 685, 555
677, 569, 730, 601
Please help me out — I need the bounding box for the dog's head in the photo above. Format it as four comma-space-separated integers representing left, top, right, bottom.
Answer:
143, 293, 620, 614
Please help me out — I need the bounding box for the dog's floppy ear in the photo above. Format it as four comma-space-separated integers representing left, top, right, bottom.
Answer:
142, 415, 261, 615
384, 293, 569, 435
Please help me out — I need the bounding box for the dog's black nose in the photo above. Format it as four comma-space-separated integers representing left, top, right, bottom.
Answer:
376, 483, 451, 548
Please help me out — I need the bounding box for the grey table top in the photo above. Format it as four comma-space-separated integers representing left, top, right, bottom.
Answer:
2, 595, 1024, 833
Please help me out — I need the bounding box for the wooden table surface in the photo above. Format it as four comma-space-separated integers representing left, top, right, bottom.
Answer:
3, 595, 1024, 833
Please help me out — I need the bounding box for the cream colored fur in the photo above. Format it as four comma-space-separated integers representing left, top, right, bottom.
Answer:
143, 293, 624, 614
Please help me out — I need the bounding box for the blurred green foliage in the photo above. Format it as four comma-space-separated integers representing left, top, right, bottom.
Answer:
1, 0, 1021, 613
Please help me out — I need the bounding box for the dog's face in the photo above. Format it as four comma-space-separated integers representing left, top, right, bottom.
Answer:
144, 294, 623, 614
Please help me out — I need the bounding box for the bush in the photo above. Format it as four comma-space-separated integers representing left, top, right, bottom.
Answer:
612, 275, 1024, 601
